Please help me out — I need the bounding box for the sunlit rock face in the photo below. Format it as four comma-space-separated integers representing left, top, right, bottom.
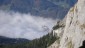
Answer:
48, 16, 66, 48
59, 0, 85, 48
48, 0, 85, 48
48, 27, 64, 48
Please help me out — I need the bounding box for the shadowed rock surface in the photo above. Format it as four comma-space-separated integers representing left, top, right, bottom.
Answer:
79, 40, 85, 48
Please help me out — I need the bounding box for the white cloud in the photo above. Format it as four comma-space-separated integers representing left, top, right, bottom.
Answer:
0, 10, 57, 40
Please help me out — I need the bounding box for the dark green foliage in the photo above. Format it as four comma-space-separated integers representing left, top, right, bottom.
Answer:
0, 32, 58, 48
53, 24, 63, 30
53, 21, 65, 30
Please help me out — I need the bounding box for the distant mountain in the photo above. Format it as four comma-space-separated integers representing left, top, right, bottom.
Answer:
0, 0, 77, 19
0, 36, 29, 45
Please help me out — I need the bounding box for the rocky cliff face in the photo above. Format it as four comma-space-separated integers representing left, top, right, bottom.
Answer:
48, 0, 85, 48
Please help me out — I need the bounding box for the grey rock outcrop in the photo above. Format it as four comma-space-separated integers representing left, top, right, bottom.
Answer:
48, 0, 85, 48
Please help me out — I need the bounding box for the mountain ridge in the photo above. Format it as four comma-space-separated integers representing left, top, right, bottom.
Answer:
0, 0, 77, 19
0, 36, 29, 45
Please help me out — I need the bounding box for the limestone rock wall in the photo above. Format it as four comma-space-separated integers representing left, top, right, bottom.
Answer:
59, 0, 85, 48
48, 0, 85, 48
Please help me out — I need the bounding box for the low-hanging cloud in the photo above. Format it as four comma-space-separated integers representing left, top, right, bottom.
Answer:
0, 10, 57, 40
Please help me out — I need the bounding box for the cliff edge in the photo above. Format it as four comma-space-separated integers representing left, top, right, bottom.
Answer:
48, 0, 85, 48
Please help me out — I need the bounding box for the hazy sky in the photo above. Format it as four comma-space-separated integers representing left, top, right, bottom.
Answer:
0, 10, 57, 40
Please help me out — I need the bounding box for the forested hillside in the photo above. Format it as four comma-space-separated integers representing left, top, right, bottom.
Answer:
0, 32, 58, 48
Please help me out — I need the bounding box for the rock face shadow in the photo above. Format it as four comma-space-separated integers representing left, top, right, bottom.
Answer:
79, 40, 85, 48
